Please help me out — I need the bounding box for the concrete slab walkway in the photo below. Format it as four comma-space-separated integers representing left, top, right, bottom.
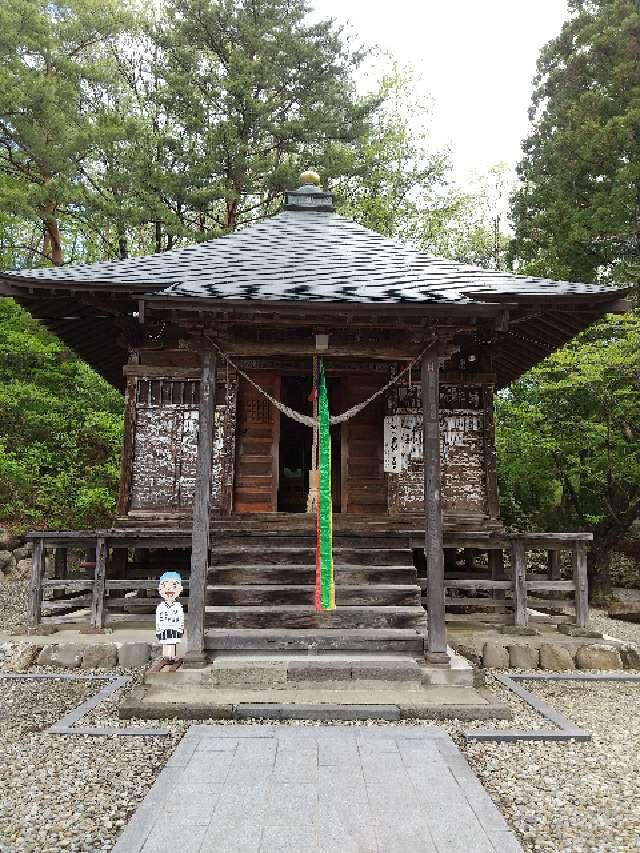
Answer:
112, 724, 522, 853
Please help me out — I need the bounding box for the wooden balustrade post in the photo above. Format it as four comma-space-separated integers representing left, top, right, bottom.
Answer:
511, 540, 528, 626
422, 346, 448, 663
90, 536, 107, 631
488, 548, 505, 601
572, 543, 589, 628
548, 549, 561, 581
52, 547, 68, 600
184, 351, 216, 667
30, 539, 46, 627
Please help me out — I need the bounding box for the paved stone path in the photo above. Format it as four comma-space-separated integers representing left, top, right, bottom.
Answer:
112, 724, 523, 853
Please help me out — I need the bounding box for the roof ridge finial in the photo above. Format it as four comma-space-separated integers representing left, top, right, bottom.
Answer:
284, 171, 335, 212
299, 169, 321, 186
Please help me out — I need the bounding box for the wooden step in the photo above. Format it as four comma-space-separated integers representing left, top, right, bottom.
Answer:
204, 628, 425, 653
204, 605, 425, 630
209, 565, 418, 585
207, 584, 421, 607
207, 531, 416, 549
209, 547, 413, 566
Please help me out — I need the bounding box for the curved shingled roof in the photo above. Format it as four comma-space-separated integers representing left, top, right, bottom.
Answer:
2, 209, 616, 305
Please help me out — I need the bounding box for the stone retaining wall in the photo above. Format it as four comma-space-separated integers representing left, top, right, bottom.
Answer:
0, 537, 32, 580
453, 633, 640, 671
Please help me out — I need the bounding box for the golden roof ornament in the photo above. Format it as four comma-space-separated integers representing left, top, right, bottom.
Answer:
299, 170, 321, 186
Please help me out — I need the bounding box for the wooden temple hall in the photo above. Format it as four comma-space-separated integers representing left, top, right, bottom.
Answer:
1, 173, 628, 668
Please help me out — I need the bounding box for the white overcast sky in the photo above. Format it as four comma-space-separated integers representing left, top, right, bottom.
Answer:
311, 0, 570, 184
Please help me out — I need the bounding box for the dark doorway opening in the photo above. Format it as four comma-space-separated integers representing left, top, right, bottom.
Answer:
277, 375, 341, 513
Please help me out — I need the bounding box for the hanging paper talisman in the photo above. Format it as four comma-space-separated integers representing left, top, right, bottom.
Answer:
315, 359, 335, 610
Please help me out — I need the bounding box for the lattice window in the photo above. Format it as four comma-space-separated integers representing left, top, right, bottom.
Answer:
136, 379, 200, 407
242, 397, 272, 424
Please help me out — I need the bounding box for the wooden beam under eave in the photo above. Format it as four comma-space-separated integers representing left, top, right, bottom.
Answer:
215, 341, 430, 361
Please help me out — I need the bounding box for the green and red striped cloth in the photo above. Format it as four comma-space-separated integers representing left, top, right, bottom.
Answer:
315, 360, 335, 610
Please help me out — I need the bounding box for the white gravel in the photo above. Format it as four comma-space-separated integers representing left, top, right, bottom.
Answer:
460, 679, 640, 853
0, 580, 30, 636
589, 608, 640, 647
1, 666, 638, 853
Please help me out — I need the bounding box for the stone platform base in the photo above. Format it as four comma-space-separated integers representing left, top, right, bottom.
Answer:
120, 684, 511, 722
119, 648, 506, 722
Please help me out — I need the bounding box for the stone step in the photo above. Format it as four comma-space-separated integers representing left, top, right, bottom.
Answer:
209, 547, 413, 566
209, 564, 418, 585
122, 684, 509, 721
206, 584, 421, 607
147, 656, 425, 690
204, 628, 426, 654
204, 604, 425, 630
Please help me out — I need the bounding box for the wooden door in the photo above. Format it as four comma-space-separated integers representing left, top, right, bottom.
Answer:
233, 372, 280, 513
340, 373, 387, 515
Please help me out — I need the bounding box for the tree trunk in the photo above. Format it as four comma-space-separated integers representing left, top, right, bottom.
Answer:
224, 198, 238, 231
155, 220, 162, 253
118, 230, 128, 260
588, 495, 640, 603
42, 200, 63, 266
587, 544, 613, 604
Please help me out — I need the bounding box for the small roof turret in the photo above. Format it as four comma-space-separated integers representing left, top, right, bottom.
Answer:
284, 170, 335, 212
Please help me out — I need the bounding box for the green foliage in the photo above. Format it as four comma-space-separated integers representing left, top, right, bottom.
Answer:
332, 67, 448, 241
509, 0, 640, 284
0, 299, 123, 530
150, 0, 377, 234
0, 0, 134, 266
332, 69, 513, 267
420, 165, 512, 269
496, 311, 640, 591
503, 0, 640, 593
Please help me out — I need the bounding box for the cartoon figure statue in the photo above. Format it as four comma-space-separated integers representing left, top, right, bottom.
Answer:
150, 571, 184, 672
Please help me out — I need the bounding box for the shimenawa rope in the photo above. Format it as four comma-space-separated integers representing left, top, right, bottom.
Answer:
203, 336, 433, 428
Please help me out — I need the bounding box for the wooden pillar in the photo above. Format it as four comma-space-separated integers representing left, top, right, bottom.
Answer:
422, 347, 448, 663
488, 548, 505, 601
511, 539, 528, 626
572, 543, 589, 628
30, 539, 46, 627
52, 547, 68, 600
89, 536, 107, 630
482, 383, 500, 521
110, 548, 128, 579
184, 351, 216, 666
117, 375, 137, 516
489, 548, 505, 579
548, 549, 561, 581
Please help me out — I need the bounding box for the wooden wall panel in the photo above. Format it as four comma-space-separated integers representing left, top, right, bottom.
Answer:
127, 373, 236, 514
341, 374, 387, 515
233, 372, 280, 513
386, 379, 492, 519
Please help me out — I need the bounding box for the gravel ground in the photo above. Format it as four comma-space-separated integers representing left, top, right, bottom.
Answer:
0, 664, 637, 853
0, 583, 639, 852
0, 581, 30, 635
590, 607, 640, 647
460, 680, 640, 853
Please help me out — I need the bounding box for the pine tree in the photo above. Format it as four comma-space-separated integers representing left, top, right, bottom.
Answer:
150, 0, 376, 234
510, 0, 640, 286
0, 0, 133, 266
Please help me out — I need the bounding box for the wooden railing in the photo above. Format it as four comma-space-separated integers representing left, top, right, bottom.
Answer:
28, 530, 192, 631
27, 529, 592, 631
438, 533, 591, 628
